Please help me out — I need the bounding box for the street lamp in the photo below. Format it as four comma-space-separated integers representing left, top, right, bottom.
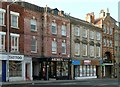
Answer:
7, 1, 17, 82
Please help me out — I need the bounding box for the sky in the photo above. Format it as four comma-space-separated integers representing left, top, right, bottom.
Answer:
24, 0, 119, 21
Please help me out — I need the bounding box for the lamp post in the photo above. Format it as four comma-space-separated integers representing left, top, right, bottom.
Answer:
7, 1, 17, 82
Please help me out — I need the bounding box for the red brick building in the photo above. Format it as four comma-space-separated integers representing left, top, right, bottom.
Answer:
42, 7, 71, 80
0, 2, 24, 81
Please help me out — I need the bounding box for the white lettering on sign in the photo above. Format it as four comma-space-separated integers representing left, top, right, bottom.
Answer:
84, 60, 91, 65
9, 55, 24, 61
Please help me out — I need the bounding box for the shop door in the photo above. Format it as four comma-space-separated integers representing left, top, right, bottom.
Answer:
2, 61, 6, 82
50, 62, 56, 78
105, 66, 112, 78
25, 63, 30, 80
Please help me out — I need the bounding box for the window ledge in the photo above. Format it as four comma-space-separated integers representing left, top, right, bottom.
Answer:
11, 26, 19, 29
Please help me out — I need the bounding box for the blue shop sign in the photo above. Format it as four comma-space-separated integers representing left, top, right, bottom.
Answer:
72, 60, 80, 65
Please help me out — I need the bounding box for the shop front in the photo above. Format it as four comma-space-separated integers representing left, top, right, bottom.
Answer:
32, 57, 71, 80
8, 54, 24, 81
72, 59, 101, 79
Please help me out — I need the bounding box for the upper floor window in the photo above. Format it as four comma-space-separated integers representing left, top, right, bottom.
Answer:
52, 40, 57, 54
106, 26, 109, 34
90, 46, 94, 57
61, 25, 66, 36
0, 32, 6, 51
96, 46, 100, 57
31, 36, 37, 53
82, 29, 87, 38
89, 31, 94, 39
103, 38, 106, 46
30, 19, 37, 31
96, 32, 101, 40
74, 27, 80, 36
0, 8, 6, 26
109, 40, 112, 47
10, 11, 19, 28
75, 43, 80, 56
10, 33, 19, 52
110, 27, 113, 35
107, 39, 109, 47
103, 24, 106, 33
62, 40, 66, 54
82, 44, 87, 56
51, 22, 57, 34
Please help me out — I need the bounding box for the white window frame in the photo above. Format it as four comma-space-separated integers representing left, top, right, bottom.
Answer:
62, 41, 66, 54
83, 29, 87, 38
61, 25, 66, 36
0, 8, 6, 26
89, 31, 94, 39
10, 33, 19, 52
0, 32, 6, 51
110, 27, 113, 35
75, 43, 80, 55
96, 32, 101, 40
31, 36, 37, 53
52, 40, 57, 54
30, 19, 37, 31
10, 11, 19, 28
109, 40, 112, 47
96, 46, 100, 57
103, 24, 106, 33
82, 44, 87, 56
74, 27, 80, 36
103, 38, 106, 46
107, 39, 109, 47
51, 22, 57, 34
90, 45, 94, 57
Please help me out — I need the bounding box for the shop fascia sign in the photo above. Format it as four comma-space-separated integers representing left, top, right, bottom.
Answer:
84, 60, 91, 65
9, 55, 24, 61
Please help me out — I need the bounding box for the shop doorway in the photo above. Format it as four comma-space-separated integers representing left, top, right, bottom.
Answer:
25, 63, 30, 80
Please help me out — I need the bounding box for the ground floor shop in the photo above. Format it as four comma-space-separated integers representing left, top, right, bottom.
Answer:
32, 57, 71, 80
102, 63, 114, 78
0, 54, 26, 82
72, 59, 102, 79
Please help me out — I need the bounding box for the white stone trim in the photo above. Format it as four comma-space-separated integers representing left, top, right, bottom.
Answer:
0, 8, 6, 13
0, 32, 6, 35
10, 11, 19, 16
10, 33, 20, 37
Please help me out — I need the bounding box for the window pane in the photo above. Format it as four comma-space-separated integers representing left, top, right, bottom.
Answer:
31, 38, 37, 52
9, 61, 22, 77
90, 46, 94, 57
62, 42, 66, 54
51, 23, 57, 34
0, 13, 4, 25
31, 19, 37, 31
52, 41, 57, 53
11, 15, 18, 28
75, 43, 80, 55
62, 25, 66, 36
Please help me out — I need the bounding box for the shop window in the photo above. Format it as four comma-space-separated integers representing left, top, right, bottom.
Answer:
9, 61, 22, 77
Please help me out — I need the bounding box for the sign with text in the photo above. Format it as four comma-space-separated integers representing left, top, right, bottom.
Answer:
84, 60, 91, 65
9, 55, 24, 61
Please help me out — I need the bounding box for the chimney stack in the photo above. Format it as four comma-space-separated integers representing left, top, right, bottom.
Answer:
86, 12, 95, 24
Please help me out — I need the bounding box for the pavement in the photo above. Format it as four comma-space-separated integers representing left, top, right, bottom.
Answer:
0, 78, 119, 87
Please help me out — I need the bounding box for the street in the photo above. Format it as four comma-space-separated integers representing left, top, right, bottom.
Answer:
1, 78, 120, 87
